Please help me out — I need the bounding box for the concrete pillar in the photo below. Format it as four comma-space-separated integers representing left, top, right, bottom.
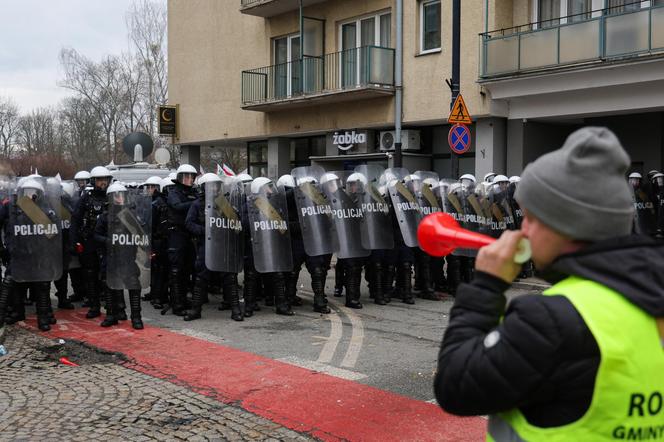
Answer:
475, 117, 507, 180
267, 137, 290, 180
179, 145, 201, 170
506, 119, 526, 177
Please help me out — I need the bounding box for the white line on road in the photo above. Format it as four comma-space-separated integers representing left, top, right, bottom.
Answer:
316, 308, 343, 364
277, 356, 367, 381
337, 304, 364, 369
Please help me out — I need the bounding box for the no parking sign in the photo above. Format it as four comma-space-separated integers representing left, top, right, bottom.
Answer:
448, 123, 471, 154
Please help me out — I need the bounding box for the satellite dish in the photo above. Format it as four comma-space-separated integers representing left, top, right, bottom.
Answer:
122, 132, 154, 161
154, 148, 170, 165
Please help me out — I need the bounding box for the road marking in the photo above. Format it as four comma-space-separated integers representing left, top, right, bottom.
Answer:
174, 328, 228, 345
316, 308, 343, 364
337, 304, 364, 369
277, 356, 367, 381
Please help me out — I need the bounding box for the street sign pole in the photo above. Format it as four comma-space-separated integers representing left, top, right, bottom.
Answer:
450, 0, 461, 178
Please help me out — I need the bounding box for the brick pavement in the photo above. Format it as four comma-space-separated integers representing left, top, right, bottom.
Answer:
0, 326, 315, 441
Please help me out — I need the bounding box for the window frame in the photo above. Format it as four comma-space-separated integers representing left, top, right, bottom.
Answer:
338, 10, 392, 51
419, 0, 442, 55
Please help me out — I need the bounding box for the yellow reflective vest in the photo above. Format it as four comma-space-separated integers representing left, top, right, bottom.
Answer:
488, 276, 664, 441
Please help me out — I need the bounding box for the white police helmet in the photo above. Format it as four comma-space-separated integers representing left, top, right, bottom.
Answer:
144, 176, 163, 187
198, 173, 222, 186
107, 182, 127, 195
90, 166, 112, 179
237, 173, 253, 183
160, 178, 175, 192
320, 173, 339, 185
277, 174, 295, 188
346, 173, 368, 186
74, 171, 91, 181
250, 177, 272, 194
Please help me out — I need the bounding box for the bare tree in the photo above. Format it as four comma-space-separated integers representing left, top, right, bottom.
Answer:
18, 107, 62, 156
0, 96, 20, 157
59, 48, 128, 162
59, 96, 106, 168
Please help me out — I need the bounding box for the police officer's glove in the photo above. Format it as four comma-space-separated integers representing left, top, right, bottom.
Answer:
0, 245, 8, 265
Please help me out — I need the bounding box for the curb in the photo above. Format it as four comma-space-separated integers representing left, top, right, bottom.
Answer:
511, 281, 550, 292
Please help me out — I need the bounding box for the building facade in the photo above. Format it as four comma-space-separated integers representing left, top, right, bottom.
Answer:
168, 0, 664, 179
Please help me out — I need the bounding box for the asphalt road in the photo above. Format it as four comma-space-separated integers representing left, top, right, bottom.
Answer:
140, 271, 539, 404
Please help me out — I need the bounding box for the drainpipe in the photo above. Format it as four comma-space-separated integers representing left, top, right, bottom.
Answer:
393, 0, 404, 168
450, 0, 461, 178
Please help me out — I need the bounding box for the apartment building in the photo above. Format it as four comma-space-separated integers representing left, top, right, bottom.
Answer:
167, 0, 664, 179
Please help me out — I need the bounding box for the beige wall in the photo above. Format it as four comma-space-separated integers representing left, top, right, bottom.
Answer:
169, 0, 512, 145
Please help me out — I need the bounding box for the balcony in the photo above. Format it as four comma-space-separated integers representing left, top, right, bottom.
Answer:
480, 4, 664, 79
240, 0, 327, 17
241, 46, 395, 112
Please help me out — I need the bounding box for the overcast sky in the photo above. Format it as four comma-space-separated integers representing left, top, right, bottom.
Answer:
0, 0, 139, 112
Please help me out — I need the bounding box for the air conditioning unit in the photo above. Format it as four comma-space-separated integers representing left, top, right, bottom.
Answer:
379, 130, 421, 151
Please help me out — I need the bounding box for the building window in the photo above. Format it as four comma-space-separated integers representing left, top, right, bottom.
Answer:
607, 0, 642, 14
567, 0, 591, 22
420, 0, 441, 53
538, 0, 561, 27
339, 11, 391, 87
290, 136, 325, 168
248, 141, 268, 178
273, 34, 301, 98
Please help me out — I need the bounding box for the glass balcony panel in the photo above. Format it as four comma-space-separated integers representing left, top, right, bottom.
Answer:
559, 19, 600, 63
605, 9, 649, 57
368, 47, 394, 85
652, 7, 664, 50
484, 36, 519, 75
519, 28, 558, 69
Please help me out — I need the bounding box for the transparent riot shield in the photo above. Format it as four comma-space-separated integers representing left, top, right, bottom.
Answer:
291, 166, 338, 256
205, 179, 244, 273
11, 176, 63, 282
382, 168, 421, 248
353, 165, 394, 250
507, 182, 523, 230
59, 180, 81, 270
322, 172, 369, 259
449, 180, 485, 257
412, 171, 442, 216
478, 181, 515, 239
632, 187, 657, 236
247, 180, 294, 273
107, 189, 152, 290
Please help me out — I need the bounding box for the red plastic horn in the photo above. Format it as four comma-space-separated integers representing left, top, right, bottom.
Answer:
417, 212, 495, 257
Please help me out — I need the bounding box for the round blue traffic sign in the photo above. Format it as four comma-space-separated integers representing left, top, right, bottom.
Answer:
448, 123, 471, 154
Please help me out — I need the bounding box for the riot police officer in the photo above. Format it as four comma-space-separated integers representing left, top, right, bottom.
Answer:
0, 178, 63, 331
71, 166, 113, 319
94, 183, 150, 330
167, 164, 198, 315
628, 172, 657, 236
184, 173, 243, 322
74, 170, 91, 194
53, 180, 77, 310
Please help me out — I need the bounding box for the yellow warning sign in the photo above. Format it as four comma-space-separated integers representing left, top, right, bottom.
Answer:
448, 94, 472, 124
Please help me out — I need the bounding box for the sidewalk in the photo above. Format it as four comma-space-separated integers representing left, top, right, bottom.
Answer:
0, 326, 314, 442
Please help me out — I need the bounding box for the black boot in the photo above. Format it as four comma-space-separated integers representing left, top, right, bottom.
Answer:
446, 256, 461, 297
311, 267, 330, 314
85, 269, 101, 319
416, 252, 437, 300
382, 265, 395, 304
286, 270, 303, 307
36, 284, 52, 332
371, 262, 386, 305
6, 281, 26, 325
129, 289, 143, 329
57, 290, 75, 309
224, 273, 243, 322
344, 264, 363, 309
101, 288, 118, 327
334, 259, 344, 297
274, 273, 294, 316
243, 268, 259, 318
0, 276, 11, 327
184, 277, 204, 321
169, 268, 186, 316
398, 262, 415, 305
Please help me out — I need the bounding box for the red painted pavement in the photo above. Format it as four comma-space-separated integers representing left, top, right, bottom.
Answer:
23, 309, 486, 441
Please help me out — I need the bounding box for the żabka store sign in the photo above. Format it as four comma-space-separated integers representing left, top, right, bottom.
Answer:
332, 130, 366, 151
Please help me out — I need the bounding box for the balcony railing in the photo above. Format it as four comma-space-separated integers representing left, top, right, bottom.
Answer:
240, 0, 328, 17
241, 46, 395, 109
480, 4, 664, 78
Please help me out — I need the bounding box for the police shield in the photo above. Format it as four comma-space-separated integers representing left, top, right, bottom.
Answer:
352, 165, 394, 250
291, 166, 338, 256
58, 179, 81, 270
382, 167, 422, 248
247, 180, 293, 273
107, 189, 152, 290
507, 181, 523, 229
322, 172, 369, 259
10, 176, 63, 282
631, 186, 657, 236
476, 181, 515, 239
448, 179, 486, 257
205, 179, 244, 273
412, 171, 442, 216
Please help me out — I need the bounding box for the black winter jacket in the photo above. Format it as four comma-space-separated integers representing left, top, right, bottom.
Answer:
434, 235, 664, 427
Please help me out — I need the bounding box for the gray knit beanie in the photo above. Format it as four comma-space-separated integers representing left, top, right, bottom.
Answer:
515, 127, 634, 241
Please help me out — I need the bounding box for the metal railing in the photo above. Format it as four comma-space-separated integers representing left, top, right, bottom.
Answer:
241, 46, 395, 106
480, 3, 664, 78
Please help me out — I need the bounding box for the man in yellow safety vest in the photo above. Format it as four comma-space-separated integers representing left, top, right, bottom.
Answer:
433, 127, 664, 441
